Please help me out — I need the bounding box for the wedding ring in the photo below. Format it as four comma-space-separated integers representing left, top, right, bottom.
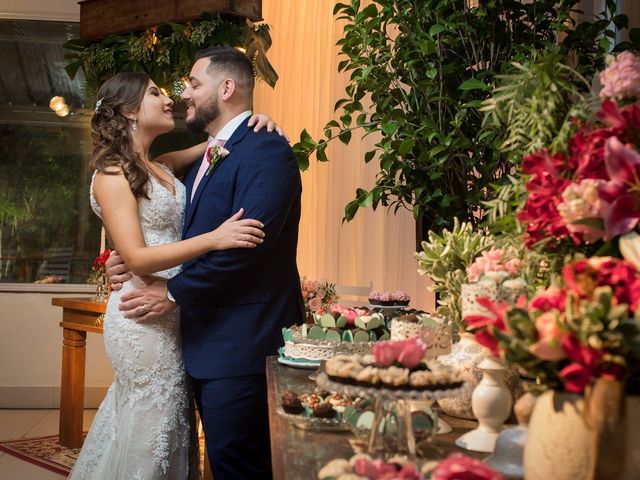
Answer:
141, 304, 148, 313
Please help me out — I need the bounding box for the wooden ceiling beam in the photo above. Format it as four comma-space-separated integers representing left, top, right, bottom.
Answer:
79, 0, 262, 40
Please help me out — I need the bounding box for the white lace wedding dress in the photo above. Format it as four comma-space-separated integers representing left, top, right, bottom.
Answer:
70, 167, 199, 480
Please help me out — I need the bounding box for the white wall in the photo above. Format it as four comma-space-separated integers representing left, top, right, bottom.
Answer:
0, 291, 112, 408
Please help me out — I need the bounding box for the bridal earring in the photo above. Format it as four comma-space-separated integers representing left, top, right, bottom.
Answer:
132, 118, 137, 131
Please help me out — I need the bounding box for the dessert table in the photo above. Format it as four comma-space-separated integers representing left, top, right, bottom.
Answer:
51, 297, 105, 448
265, 356, 484, 479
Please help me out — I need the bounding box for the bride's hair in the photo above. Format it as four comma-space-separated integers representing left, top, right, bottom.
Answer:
91, 72, 150, 199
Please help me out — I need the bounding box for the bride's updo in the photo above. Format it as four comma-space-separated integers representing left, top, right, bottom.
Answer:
91, 72, 150, 199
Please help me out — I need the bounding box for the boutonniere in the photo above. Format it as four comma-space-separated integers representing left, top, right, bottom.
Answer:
205, 144, 230, 176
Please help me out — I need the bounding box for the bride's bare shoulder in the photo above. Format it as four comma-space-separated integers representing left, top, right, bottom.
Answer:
93, 167, 133, 199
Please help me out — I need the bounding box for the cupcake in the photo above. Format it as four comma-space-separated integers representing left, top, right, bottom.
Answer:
312, 402, 336, 418
368, 290, 382, 306
281, 390, 304, 414
392, 290, 410, 306
379, 292, 394, 306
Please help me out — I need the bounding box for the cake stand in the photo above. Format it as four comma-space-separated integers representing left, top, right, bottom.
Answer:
316, 372, 471, 459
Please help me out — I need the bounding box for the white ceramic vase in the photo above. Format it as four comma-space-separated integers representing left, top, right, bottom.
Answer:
436, 332, 486, 419
455, 356, 512, 453
524, 389, 640, 480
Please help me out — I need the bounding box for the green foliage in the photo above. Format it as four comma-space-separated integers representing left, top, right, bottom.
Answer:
293, 0, 621, 229
480, 49, 595, 164
64, 14, 277, 103
415, 218, 496, 330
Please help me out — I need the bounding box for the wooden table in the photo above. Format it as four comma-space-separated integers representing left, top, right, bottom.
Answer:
266, 357, 483, 479
51, 297, 105, 448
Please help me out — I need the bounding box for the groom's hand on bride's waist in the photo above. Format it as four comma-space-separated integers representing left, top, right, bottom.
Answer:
119, 278, 177, 322
105, 250, 131, 291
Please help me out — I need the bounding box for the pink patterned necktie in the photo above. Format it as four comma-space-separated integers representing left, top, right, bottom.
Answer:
191, 139, 226, 202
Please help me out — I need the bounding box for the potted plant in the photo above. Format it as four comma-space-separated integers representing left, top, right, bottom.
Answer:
292, 0, 620, 238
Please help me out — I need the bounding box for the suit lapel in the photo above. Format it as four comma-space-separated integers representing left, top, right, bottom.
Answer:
183, 123, 252, 233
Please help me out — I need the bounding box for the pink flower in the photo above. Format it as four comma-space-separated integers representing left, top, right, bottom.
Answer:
597, 137, 640, 239
556, 179, 606, 243
432, 453, 504, 480
599, 51, 640, 100
528, 311, 568, 361
504, 258, 524, 277
308, 297, 322, 312
465, 247, 523, 283
354, 458, 398, 478
396, 339, 427, 369
373, 342, 398, 367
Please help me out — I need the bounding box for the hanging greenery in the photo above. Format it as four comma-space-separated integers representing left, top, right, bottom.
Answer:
64, 13, 278, 104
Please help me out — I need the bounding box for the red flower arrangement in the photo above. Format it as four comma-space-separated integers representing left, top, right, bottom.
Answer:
518, 99, 640, 249
86, 248, 112, 285
464, 257, 640, 394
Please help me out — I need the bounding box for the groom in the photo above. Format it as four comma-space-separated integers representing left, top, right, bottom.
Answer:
111, 46, 304, 479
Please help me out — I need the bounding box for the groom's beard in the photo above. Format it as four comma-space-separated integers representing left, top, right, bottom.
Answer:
186, 94, 220, 133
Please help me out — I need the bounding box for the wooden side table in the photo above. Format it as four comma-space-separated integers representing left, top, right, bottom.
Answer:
51, 297, 105, 448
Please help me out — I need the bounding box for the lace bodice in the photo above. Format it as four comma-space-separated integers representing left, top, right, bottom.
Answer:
89, 164, 186, 279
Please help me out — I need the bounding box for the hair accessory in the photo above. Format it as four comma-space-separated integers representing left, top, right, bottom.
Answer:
94, 98, 104, 113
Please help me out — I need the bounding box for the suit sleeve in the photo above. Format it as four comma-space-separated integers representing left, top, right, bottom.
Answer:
167, 135, 300, 306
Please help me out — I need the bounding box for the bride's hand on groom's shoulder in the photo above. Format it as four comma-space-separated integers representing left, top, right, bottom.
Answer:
105, 250, 131, 291
247, 113, 290, 142
119, 277, 176, 322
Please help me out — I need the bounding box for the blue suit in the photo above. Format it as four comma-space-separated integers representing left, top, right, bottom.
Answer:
168, 122, 304, 479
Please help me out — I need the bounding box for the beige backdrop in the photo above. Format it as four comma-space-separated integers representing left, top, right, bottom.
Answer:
253, 0, 434, 311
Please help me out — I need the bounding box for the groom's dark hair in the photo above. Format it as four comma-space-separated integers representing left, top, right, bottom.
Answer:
195, 46, 255, 94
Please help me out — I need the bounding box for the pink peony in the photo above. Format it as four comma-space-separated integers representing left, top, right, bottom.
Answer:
353, 458, 398, 478
599, 51, 640, 100
373, 339, 427, 368
466, 248, 523, 282
396, 339, 428, 369
503, 258, 524, 277
432, 453, 504, 480
528, 311, 568, 361
556, 179, 606, 243
373, 342, 398, 367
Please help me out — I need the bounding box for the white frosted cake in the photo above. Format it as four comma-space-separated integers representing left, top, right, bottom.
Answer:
390, 312, 451, 359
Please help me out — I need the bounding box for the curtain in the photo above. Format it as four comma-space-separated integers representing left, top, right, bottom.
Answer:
253, 0, 434, 311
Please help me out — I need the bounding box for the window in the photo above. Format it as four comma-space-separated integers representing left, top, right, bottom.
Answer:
0, 19, 201, 285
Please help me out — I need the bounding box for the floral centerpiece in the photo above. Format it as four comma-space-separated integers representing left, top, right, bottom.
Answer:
317, 452, 503, 480
462, 247, 526, 317
87, 248, 112, 302
465, 256, 640, 395
301, 277, 338, 320
86, 248, 112, 285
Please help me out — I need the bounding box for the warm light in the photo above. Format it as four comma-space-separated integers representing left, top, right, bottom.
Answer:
160, 87, 170, 97
181, 77, 190, 88
55, 105, 70, 117
49, 96, 65, 111
235, 46, 247, 54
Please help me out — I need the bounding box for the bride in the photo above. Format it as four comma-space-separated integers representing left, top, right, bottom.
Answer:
69, 71, 281, 479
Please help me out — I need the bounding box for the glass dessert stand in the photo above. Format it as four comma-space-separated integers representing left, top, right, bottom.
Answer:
316, 372, 471, 460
